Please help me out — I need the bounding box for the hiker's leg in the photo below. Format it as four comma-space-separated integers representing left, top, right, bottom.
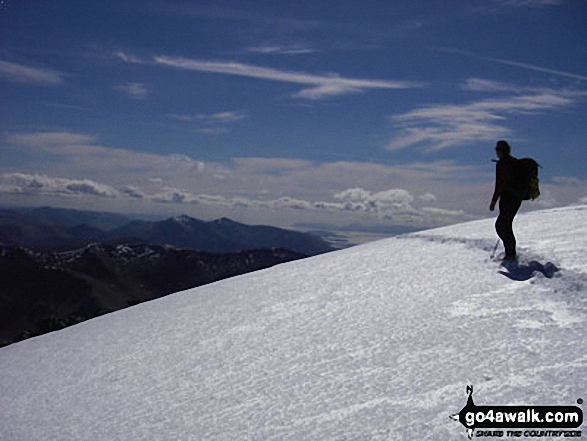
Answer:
496, 196, 522, 257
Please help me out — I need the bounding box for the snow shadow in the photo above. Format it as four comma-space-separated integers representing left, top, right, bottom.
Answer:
499, 260, 560, 281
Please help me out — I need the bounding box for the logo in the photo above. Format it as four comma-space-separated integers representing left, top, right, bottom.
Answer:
450, 385, 583, 439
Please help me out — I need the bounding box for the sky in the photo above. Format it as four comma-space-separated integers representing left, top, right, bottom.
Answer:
1, 0, 586, 241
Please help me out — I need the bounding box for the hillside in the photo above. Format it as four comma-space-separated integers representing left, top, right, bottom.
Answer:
0, 242, 306, 346
1, 206, 585, 440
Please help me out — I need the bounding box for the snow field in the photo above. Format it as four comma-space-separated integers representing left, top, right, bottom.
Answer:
1, 206, 586, 440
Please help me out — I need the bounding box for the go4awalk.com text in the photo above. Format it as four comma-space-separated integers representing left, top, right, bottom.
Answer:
450, 386, 583, 439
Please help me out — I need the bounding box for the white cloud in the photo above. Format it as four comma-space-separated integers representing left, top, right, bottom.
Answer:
332, 188, 417, 217
167, 111, 246, 135
144, 185, 442, 224
421, 206, 464, 217
120, 186, 146, 199
0, 168, 464, 225
204, 111, 247, 122
0, 60, 65, 85
4, 131, 212, 179
551, 176, 583, 186
245, 46, 317, 55
152, 56, 424, 99
168, 154, 206, 171
151, 188, 195, 204
7, 132, 96, 147
0, 173, 119, 198
114, 52, 143, 64
169, 111, 247, 123
461, 78, 519, 93
113, 82, 150, 99
388, 88, 580, 151
419, 193, 437, 202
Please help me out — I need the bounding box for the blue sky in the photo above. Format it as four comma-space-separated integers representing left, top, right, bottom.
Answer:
1, 0, 586, 241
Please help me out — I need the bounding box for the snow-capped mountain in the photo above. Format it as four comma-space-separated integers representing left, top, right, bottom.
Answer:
1, 206, 586, 440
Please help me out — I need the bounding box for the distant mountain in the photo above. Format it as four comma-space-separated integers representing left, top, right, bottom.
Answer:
19, 206, 134, 230
109, 215, 334, 255
0, 241, 306, 346
0, 209, 77, 247
0, 207, 335, 254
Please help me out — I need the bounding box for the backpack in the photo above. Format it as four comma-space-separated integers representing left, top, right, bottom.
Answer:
512, 158, 540, 200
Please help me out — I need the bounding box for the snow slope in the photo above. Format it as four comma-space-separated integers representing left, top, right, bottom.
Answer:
1, 206, 586, 440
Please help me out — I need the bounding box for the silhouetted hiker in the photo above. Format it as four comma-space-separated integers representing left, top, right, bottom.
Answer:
490, 140, 522, 261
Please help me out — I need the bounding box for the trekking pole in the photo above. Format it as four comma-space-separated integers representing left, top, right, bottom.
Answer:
490, 238, 500, 259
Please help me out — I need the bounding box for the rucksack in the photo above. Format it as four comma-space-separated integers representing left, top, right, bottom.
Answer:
512, 158, 540, 200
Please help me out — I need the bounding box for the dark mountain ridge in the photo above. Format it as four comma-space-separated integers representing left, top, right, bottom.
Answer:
0, 241, 307, 347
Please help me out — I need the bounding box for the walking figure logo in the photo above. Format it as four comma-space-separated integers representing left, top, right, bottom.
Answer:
450, 385, 476, 439
449, 385, 583, 439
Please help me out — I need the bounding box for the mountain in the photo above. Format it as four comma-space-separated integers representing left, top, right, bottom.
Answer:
0, 208, 76, 246
19, 206, 135, 230
0, 241, 306, 346
107, 215, 334, 254
0, 208, 115, 247
0, 207, 334, 254
1, 206, 585, 439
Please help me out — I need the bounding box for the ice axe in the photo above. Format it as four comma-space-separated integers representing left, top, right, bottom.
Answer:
490, 238, 500, 259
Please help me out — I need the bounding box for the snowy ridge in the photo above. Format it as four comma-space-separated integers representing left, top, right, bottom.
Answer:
1, 206, 586, 440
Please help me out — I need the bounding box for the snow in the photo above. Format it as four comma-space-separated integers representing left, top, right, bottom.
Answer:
173, 214, 193, 224
1, 205, 586, 440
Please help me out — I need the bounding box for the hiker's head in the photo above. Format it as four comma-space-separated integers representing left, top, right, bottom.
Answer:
495, 140, 510, 157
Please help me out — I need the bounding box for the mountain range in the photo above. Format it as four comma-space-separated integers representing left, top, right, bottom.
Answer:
0, 206, 334, 254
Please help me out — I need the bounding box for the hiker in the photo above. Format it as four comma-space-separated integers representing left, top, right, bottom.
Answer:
490, 140, 522, 261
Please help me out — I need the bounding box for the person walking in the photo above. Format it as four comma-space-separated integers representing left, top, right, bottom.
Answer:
490, 140, 523, 261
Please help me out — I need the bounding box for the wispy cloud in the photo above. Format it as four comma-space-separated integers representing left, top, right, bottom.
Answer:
245, 46, 317, 55
168, 111, 247, 123
0, 60, 65, 85
461, 78, 520, 93
493, 0, 564, 7
113, 82, 150, 99
481, 56, 587, 82
152, 55, 424, 100
114, 51, 143, 64
388, 85, 581, 151
7, 131, 96, 147
167, 111, 246, 135
437, 47, 587, 82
